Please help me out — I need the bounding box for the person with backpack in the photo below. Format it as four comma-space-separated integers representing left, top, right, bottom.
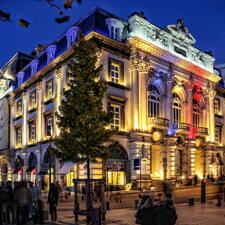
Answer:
47, 183, 59, 222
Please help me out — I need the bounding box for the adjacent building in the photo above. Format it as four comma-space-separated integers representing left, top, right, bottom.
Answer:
1, 7, 224, 190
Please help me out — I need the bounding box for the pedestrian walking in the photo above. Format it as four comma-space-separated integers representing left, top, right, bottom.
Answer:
4, 181, 15, 224
47, 183, 59, 222
14, 181, 32, 225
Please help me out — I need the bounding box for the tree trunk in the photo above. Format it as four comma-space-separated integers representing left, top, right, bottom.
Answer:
86, 156, 92, 223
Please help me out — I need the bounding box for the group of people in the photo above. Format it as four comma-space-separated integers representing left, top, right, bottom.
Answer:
0, 181, 43, 225
0, 181, 62, 225
135, 192, 177, 225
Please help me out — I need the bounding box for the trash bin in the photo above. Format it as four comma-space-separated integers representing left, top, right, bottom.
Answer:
188, 197, 194, 206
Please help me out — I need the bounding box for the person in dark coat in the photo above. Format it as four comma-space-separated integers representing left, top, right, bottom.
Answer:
47, 183, 59, 222
4, 181, 15, 224
14, 181, 32, 225
140, 197, 157, 225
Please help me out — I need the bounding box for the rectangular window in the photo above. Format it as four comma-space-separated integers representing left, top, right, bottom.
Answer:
28, 121, 36, 143
46, 79, 54, 100
45, 114, 53, 136
16, 127, 22, 146
214, 98, 220, 115
110, 105, 120, 130
30, 90, 36, 109
215, 126, 222, 144
16, 100, 22, 116
110, 62, 120, 83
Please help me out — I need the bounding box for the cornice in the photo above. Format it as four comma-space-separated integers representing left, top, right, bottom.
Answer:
128, 37, 221, 84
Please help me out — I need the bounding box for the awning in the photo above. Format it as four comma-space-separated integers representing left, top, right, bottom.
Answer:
13, 168, 21, 174
58, 161, 74, 175
38, 170, 48, 175
26, 166, 35, 172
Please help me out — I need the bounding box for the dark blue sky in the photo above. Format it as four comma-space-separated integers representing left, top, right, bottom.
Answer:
0, 0, 225, 68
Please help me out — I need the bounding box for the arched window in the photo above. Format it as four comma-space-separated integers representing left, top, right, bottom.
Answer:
148, 84, 160, 117
172, 93, 182, 123
193, 99, 200, 127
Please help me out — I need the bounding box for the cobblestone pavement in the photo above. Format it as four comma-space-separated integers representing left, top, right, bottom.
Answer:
55, 202, 225, 225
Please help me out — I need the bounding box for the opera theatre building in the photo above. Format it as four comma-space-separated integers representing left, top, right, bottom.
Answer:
0, 7, 224, 190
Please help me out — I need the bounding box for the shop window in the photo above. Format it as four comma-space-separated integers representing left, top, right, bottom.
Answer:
46, 79, 54, 101
148, 84, 160, 117
16, 127, 22, 147
29, 90, 37, 109
28, 121, 36, 143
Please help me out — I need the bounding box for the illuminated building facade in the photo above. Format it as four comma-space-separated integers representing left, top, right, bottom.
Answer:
1, 7, 224, 189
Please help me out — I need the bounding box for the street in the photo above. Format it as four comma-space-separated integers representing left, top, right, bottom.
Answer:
53, 200, 225, 225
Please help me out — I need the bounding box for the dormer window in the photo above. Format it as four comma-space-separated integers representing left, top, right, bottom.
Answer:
66, 26, 79, 49
47, 45, 57, 64
17, 72, 24, 86
106, 18, 124, 42
30, 60, 39, 76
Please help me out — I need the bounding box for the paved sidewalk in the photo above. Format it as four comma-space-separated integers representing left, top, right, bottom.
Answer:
54, 202, 225, 225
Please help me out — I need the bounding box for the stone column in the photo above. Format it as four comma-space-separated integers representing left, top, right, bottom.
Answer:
165, 70, 173, 130
22, 92, 28, 146
55, 68, 62, 136
37, 82, 43, 142
9, 94, 15, 149
208, 91, 216, 142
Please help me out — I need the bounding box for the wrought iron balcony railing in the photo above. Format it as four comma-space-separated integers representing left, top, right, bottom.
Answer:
194, 127, 208, 135
173, 122, 190, 131
148, 117, 169, 128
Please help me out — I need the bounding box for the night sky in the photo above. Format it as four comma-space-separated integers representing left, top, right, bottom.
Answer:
0, 0, 225, 68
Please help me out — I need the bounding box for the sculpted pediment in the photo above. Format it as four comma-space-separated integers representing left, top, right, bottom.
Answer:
167, 19, 196, 45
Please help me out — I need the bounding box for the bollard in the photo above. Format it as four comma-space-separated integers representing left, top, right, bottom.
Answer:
106, 201, 110, 210
135, 200, 139, 209
188, 197, 194, 206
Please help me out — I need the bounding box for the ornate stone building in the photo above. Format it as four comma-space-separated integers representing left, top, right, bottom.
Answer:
1, 7, 224, 189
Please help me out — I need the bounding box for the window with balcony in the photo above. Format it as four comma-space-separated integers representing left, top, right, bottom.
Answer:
172, 93, 182, 123
215, 126, 222, 144
16, 100, 22, 116
16, 127, 22, 146
45, 114, 53, 137
28, 121, 36, 143
148, 84, 160, 117
29, 90, 37, 109
214, 98, 221, 115
193, 99, 200, 127
46, 79, 54, 101
110, 105, 120, 130
108, 59, 124, 85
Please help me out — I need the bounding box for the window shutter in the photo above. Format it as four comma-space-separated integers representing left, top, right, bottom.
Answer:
120, 105, 125, 130
120, 62, 124, 84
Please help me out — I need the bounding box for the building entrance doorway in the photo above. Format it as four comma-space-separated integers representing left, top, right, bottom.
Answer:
106, 142, 128, 190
